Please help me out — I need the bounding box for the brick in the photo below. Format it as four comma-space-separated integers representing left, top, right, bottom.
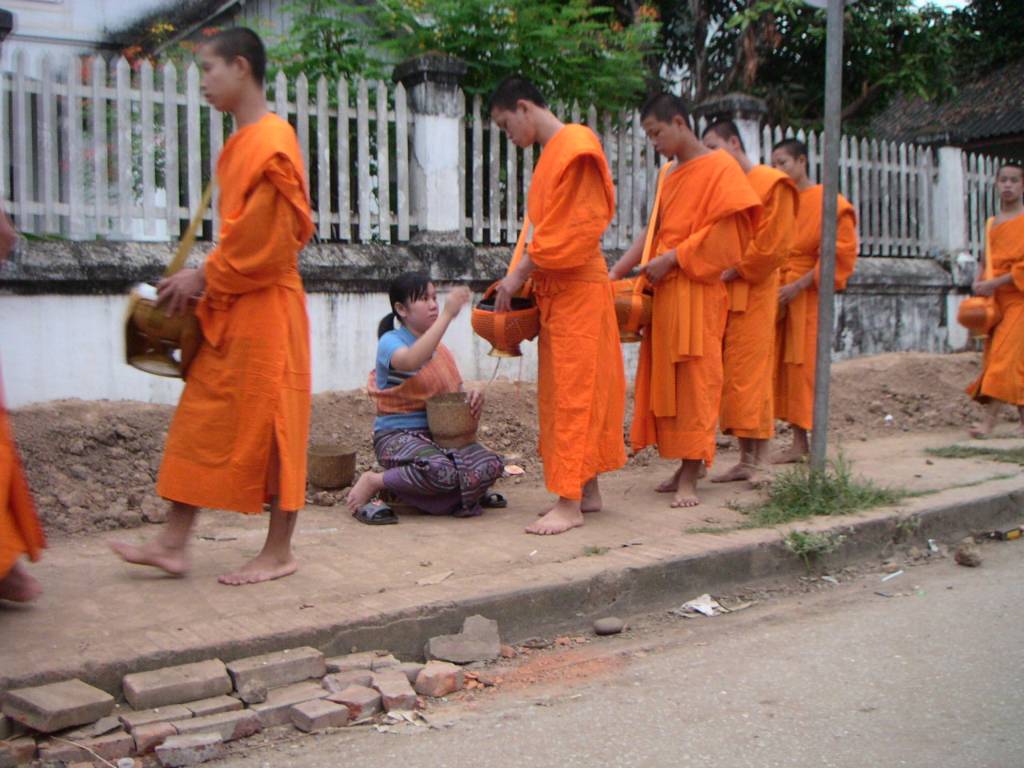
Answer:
371, 671, 417, 712
0, 737, 35, 768
289, 699, 350, 733
182, 696, 242, 718
171, 710, 261, 743
370, 654, 400, 671
325, 686, 381, 721
226, 647, 325, 693
155, 733, 224, 767
2, 679, 115, 734
321, 671, 373, 694
118, 705, 193, 732
133, 722, 178, 754
395, 662, 425, 685
414, 661, 465, 698
248, 682, 327, 727
325, 651, 389, 673
37, 732, 133, 764
123, 660, 231, 710
424, 615, 501, 664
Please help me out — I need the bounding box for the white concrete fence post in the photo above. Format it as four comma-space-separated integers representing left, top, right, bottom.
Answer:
692, 92, 769, 164
393, 54, 468, 239
931, 144, 972, 350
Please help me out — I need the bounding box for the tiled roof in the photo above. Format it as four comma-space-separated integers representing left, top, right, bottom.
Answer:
870, 59, 1024, 144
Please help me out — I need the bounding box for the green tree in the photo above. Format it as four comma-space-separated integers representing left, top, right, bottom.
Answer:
948, 0, 1024, 79
272, 0, 661, 111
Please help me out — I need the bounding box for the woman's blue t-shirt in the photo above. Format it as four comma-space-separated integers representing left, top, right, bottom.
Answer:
374, 326, 430, 432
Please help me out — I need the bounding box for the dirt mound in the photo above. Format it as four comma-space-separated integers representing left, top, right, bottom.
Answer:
8, 352, 990, 537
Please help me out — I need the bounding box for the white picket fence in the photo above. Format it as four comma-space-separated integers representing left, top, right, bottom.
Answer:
0, 54, 1005, 257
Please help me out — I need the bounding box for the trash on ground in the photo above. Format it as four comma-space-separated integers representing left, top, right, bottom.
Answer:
821, 575, 839, 585
954, 537, 982, 567
880, 570, 904, 582
927, 539, 939, 553
671, 593, 728, 618
504, 464, 525, 476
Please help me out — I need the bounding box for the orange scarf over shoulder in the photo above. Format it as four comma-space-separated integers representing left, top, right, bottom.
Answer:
367, 345, 462, 415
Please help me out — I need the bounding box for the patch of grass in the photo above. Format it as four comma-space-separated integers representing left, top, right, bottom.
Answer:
684, 525, 736, 535
738, 457, 905, 528
582, 545, 609, 557
784, 530, 846, 571
927, 444, 1024, 465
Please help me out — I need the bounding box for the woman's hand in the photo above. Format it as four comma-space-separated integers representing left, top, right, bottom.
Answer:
157, 268, 205, 317
443, 285, 472, 319
467, 389, 484, 420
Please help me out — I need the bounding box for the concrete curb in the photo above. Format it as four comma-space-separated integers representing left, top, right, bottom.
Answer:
3, 486, 1021, 697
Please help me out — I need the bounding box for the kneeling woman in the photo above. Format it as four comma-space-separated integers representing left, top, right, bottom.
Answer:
347, 273, 505, 522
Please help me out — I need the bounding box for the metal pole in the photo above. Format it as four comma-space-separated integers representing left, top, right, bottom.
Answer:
809, 0, 845, 473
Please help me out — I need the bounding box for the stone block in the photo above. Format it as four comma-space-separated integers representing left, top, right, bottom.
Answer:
395, 662, 426, 685
171, 710, 261, 743
37, 732, 133, 764
123, 660, 231, 710
118, 705, 193, 732
226, 647, 325, 693
155, 733, 224, 767
321, 671, 373, 694
133, 722, 178, 754
325, 651, 388, 674
289, 699, 350, 733
371, 671, 417, 712
2, 679, 115, 733
325, 686, 381, 721
414, 661, 465, 698
248, 682, 327, 727
370, 654, 400, 671
182, 696, 242, 718
0, 737, 35, 768
424, 615, 501, 664
234, 682, 267, 705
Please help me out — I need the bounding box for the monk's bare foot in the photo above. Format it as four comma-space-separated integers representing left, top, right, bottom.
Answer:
0, 562, 42, 603
711, 461, 755, 483
656, 466, 683, 493
346, 471, 384, 513
110, 540, 189, 577
698, 463, 707, 480
526, 500, 584, 535
581, 478, 602, 513
218, 552, 297, 586
771, 447, 807, 465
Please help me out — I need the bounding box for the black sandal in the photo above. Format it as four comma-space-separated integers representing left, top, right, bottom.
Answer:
480, 492, 508, 509
353, 501, 398, 525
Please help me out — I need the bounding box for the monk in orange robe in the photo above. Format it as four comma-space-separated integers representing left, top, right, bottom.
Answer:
701, 120, 798, 483
770, 139, 858, 463
966, 162, 1024, 437
611, 95, 760, 507
0, 209, 45, 603
490, 77, 626, 535
112, 28, 314, 584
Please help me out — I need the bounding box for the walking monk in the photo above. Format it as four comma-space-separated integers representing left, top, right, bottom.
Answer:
966, 162, 1024, 437
702, 120, 798, 483
610, 95, 760, 507
112, 28, 314, 584
770, 139, 858, 463
0, 209, 45, 603
490, 77, 626, 535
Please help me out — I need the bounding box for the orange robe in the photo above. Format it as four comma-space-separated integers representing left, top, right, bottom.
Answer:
0, 380, 44, 578
720, 166, 799, 440
774, 185, 858, 431
631, 150, 761, 465
157, 113, 314, 513
967, 213, 1024, 404
528, 125, 626, 499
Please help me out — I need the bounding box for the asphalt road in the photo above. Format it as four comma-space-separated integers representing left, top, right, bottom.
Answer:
215, 538, 1024, 768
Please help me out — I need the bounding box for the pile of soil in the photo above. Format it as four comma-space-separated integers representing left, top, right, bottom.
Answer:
8, 352, 992, 537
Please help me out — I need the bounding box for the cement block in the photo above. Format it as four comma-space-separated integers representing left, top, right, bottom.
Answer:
182, 695, 242, 718
172, 710, 261, 743
289, 699, 350, 732
325, 685, 382, 721
118, 704, 193, 732
133, 721, 178, 754
371, 671, 417, 712
424, 615, 501, 664
325, 651, 389, 673
37, 732, 133, 764
226, 647, 325, 693
123, 660, 231, 710
2, 679, 115, 733
395, 662, 426, 685
414, 661, 464, 698
156, 733, 224, 767
321, 671, 373, 694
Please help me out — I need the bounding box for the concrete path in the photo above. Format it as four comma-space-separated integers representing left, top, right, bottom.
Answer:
2, 430, 1022, 694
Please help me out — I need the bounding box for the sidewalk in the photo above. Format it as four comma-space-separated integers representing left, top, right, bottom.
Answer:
2, 430, 1022, 695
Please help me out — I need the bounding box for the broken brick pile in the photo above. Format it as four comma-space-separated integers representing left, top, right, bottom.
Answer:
0, 615, 502, 767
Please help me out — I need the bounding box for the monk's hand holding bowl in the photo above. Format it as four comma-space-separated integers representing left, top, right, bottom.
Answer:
157, 267, 205, 317
972, 278, 997, 297
721, 267, 740, 283
641, 252, 675, 284
466, 389, 484, 420
494, 272, 526, 313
